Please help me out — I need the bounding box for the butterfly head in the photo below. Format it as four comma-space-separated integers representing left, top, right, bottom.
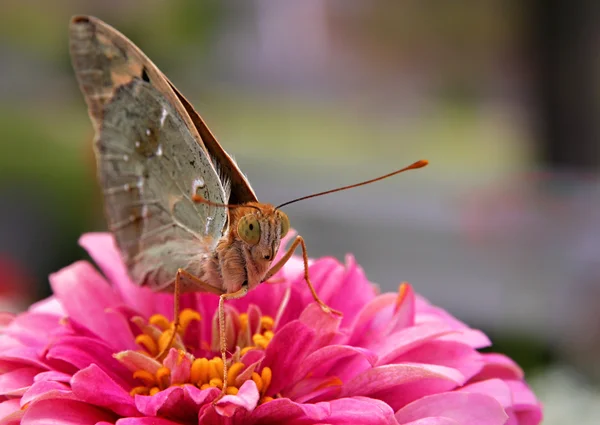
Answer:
234, 203, 289, 266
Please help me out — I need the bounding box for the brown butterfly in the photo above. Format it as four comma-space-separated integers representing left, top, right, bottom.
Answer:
69, 15, 427, 396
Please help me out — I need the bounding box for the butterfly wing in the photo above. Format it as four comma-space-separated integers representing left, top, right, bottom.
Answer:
168, 84, 258, 205
70, 16, 228, 291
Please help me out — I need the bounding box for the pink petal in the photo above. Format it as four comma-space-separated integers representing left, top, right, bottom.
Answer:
395, 392, 508, 425
20, 380, 73, 407
386, 283, 416, 333
3, 313, 61, 348
34, 371, 72, 383
391, 340, 484, 382
0, 347, 50, 370
327, 255, 377, 323
471, 353, 524, 382
403, 419, 459, 425
236, 350, 266, 387
21, 399, 117, 425
246, 304, 263, 337
261, 321, 316, 394
249, 396, 398, 425
458, 379, 512, 409
116, 418, 181, 425
0, 399, 22, 425
347, 293, 397, 348
342, 363, 464, 398
293, 345, 377, 383
49, 261, 136, 351
79, 233, 157, 319
229, 281, 292, 323
0, 367, 40, 396
162, 349, 192, 384
299, 303, 341, 335
113, 350, 162, 375
135, 385, 218, 420
71, 364, 139, 417
286, 375, 343, 403
0, 334, 21, 354
214, 379, 260, 417
46, 336, 135, 389
298, 303, 342, 349
439, 329, 491, 349
29, 297, 65, 316
374, 323, 455, 365
305, 257, 346, 304
415, 299, 471, 330
505, 380, 543, 425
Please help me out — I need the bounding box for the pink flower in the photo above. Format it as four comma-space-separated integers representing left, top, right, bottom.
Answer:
0, 232, 542, 424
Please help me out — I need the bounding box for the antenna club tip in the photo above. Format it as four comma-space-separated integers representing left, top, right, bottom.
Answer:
414, 159, 429, 168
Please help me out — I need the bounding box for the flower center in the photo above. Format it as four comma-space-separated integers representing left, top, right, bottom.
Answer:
127, 308, 276, 404
238, 313, 275, 354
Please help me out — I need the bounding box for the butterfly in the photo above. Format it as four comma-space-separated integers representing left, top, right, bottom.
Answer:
69, 15, 427, 396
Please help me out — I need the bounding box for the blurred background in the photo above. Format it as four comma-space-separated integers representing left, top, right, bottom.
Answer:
1, 1, 599, 421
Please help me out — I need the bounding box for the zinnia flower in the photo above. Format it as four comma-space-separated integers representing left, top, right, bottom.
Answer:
0, 232, 542, 424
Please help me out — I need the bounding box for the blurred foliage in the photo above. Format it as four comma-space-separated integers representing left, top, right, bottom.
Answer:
482, 330, 556, 376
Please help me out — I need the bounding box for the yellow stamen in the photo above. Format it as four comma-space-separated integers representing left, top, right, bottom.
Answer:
156, 367, 171, 389
227, 362, 245, 386
260, 396, 273, 404
240, 346, 254, 356
226, 386, 239, 395
123, 309, 282, 401
316, 376, 343, 390
252, 334, 269, 349
133, 370, 156, 387
129, 386, 149, 396
260, 316, 274, 331
149, 314, 171, 331
157, 329, 176, 354
211, 357, 224, 378
251, 372, 263, 393
209, 378, 223, 389
239, 313, 248, 331
260, 367, 272, 394
190, 357, 209, 385
208, 358, 222, 381
135, 334, 158, 357
179, 308, 202, 334
176, 349, 187, 366
395, 282, 409, 313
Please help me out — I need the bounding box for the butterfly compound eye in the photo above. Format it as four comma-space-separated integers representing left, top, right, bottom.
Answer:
278, 211, 290, 237
238, 215, 261, 245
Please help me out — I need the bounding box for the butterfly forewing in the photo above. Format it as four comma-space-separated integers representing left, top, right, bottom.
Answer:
169, 84, 258, 205
70, 16, 229, 291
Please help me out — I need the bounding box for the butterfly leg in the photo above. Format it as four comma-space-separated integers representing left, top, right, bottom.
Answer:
264, 236, 342, 316
155, 269, 219, 359
217, 284, 249, 401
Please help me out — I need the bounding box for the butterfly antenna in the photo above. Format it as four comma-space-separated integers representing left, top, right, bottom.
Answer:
275, 159, 428, 209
